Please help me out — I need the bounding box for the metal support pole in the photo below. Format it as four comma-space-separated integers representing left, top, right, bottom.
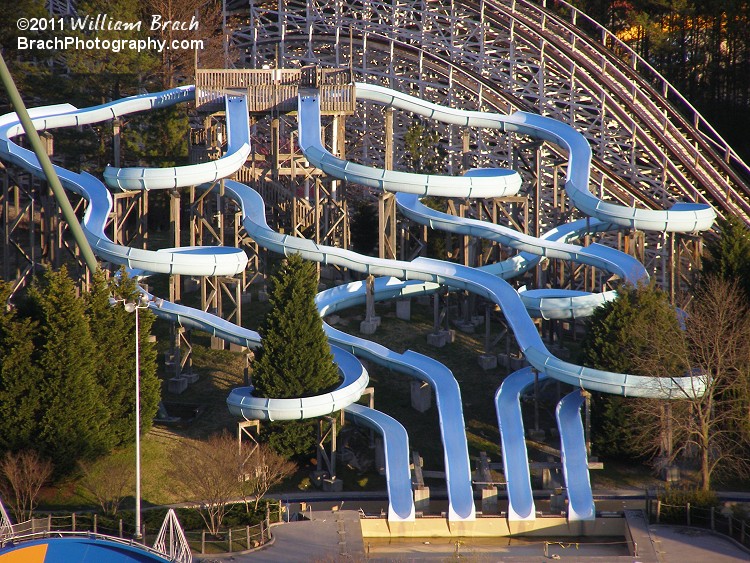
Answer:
134, 305, 142, 540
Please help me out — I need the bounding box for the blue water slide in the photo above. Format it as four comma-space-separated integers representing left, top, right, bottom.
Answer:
103, 95, 251, 190
495, 367, 546, 521
344, 404, 416, 521
0, 80, 720, 528
0, 91, 247, 276
355, 82, 716, 233
316, 280, 475, 521
556, 391, 596, 521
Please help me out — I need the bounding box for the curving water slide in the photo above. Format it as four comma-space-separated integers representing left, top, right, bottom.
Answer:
0, 80, 715, 525
0, 89, 247, 277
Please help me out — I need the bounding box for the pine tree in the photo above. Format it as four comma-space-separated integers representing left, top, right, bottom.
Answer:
253, 254, 339, 399
404, 119, 447, 174
703, 215, 750, 300
0, 283, 43, 452
86, 270, 160, 446
28, 268, 109, 474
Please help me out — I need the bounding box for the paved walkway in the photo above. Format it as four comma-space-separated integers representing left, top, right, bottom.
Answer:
651, 525, 750, 562
194, 509, 750, 562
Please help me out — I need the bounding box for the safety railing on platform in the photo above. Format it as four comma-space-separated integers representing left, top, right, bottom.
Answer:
196, 67, 355, 113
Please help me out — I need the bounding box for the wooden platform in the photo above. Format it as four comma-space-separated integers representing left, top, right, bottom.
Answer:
195, 67, 356, 114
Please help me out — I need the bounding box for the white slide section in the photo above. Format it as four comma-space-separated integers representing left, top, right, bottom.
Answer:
103, 95, 251, 190
355, 83, 716, 233
0, 90, 413, 522
397, 193, 647, 319
297, 93, 521, 198
556, 391, 596, 521
316, 279, 475, 522
495, 367, 546, 521
0, 90, 247, 276
293, 96, 705, 399
344, 404, 416, 522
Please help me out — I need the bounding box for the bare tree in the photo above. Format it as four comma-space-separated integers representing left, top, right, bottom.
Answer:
240, 444, 296, 512
681, 276, 750, 489
0, 450, 53, 522
169, 432, 245, 536
78, 459, 134, 515
627, 276, 750, 489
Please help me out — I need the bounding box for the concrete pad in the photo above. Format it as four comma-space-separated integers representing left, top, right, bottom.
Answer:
396, 299, 411, 320
360, 319, 379, 334
478, 353, 497, 370
410, 380, 431, 413
167, 377, 188, 394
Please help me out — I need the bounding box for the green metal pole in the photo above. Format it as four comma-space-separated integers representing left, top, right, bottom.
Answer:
0, 52, 98, 273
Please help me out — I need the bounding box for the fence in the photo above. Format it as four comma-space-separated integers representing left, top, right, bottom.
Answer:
2, 513, 150, 546
649, 499, 750, 551
195, 67, 356, 113
184, 521, 270, 555
2, 501, 283, 555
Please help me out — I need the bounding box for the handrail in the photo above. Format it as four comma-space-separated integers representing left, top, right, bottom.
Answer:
0, 530, 171, 560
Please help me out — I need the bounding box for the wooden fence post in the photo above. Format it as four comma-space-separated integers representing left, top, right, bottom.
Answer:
47, 514, 51, 532
710, 507, 715, 531
201, 530, 206, 554
246, 525, 250, 549
656, 500, 661, 524
686, 503, 690, 527
228, 528, 233, 552
93, 514, 97, 534
119, 519, 123, 538
72, 512, 76, 532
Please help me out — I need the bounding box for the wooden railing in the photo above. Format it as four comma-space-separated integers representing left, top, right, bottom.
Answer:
195, 67, 355, 113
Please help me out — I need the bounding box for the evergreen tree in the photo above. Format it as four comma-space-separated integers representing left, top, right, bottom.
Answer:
350, 200, 379, 255
580, 282, 688, 461
703, 215, 750, 301
64, 0, 158, 103
0, 284, 44, 452
253, 254, 339, 398
86, 270, 160, 446
28, 268, 108, 474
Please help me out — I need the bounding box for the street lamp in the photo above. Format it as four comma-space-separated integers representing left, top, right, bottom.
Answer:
109, 292, 161, 540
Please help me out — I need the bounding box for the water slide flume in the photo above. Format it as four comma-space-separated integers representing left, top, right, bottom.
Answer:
295, 91, 706, 399
0, 90, 247, 276
355, 83, 716, 233
316, 279, 475, 522
495, 368, 546, 523
103, 95, 251, 191
397, 194, 647, 319
0, 89, 415, 522
137, 287, 412, 522
556, 391, 596, 521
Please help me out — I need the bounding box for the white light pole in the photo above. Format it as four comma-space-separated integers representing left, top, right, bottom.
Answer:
110, 292, 153, 541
